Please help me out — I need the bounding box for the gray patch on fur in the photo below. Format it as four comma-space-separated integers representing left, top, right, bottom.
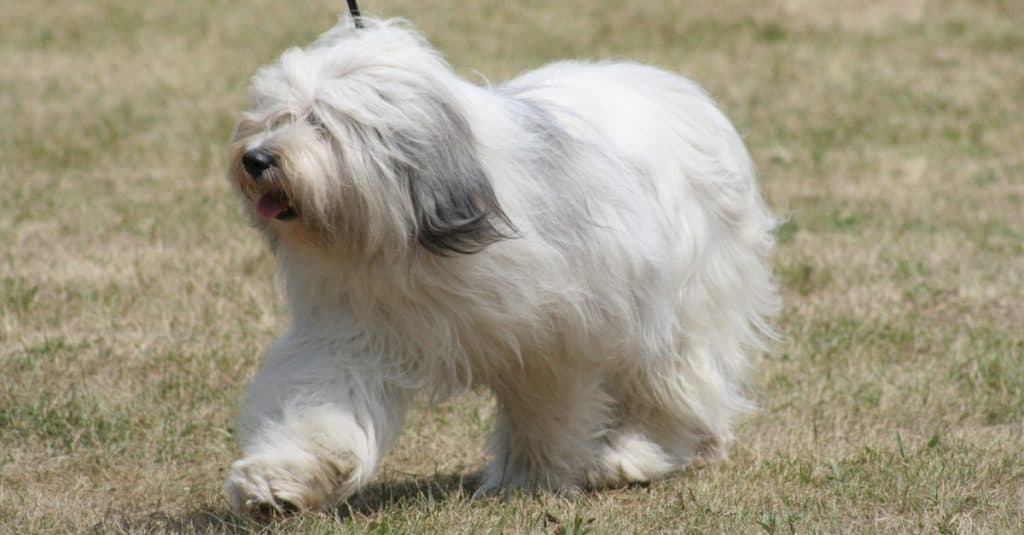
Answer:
496, 90, 627, 242
394, 95, 516, 255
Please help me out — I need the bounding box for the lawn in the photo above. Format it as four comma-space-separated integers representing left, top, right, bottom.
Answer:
1, 0, 1021, 533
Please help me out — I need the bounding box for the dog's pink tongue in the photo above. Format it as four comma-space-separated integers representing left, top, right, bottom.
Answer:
256, 192, 288, 219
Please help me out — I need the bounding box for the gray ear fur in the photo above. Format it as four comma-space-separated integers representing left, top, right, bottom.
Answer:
394, 99, 516, 256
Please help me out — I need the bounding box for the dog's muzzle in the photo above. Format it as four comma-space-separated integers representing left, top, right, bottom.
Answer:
242, 148, 297, 221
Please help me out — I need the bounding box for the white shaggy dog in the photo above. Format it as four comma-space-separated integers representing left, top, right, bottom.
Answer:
223, 17, 779, 515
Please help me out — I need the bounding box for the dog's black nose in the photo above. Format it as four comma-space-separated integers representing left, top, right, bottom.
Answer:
242, 149, 275, 179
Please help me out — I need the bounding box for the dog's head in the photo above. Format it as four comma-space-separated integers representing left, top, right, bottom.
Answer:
229, 18, 513, 258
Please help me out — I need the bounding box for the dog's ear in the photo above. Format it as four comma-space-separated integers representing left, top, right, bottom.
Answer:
396, 99, 516, 256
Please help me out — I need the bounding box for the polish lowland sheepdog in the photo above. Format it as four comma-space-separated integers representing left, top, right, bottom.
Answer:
223, 17, 779, 515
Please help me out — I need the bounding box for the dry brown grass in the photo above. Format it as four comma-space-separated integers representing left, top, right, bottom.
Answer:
2, 1, 1022, 533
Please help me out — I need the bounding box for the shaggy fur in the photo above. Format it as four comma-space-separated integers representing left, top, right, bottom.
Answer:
223, 17, 779, 515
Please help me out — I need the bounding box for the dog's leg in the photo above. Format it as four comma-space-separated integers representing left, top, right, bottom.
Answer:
224, 343, 409, 515
583, 414, 701, 489
584, 350, 743, 488
585, 407, 736, 489
480, 371, 611, 495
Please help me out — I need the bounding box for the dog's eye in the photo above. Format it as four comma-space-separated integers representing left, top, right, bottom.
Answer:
306, 114, 328, 135
264, 113, 297, 131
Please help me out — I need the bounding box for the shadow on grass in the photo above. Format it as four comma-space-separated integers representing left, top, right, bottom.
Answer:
100, 471, 479, 534
337, 470, 479, 519
99, 508, 260, 535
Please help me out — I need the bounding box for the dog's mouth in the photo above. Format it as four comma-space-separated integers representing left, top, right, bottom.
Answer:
256, 191, 297, 221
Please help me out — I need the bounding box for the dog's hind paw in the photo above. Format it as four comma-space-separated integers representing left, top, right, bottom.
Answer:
584, 431, 677, 489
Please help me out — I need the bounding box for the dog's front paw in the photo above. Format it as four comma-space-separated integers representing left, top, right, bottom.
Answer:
224, 450, 355, 517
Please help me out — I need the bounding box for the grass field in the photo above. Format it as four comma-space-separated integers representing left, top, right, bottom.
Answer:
2, 0, 1022, 532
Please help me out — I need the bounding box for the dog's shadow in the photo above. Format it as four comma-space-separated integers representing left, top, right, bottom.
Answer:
340, 470, 479, 518
113, 472, 479, 533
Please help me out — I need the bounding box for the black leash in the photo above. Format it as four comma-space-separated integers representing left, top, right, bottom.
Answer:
347, 0, 364, 28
